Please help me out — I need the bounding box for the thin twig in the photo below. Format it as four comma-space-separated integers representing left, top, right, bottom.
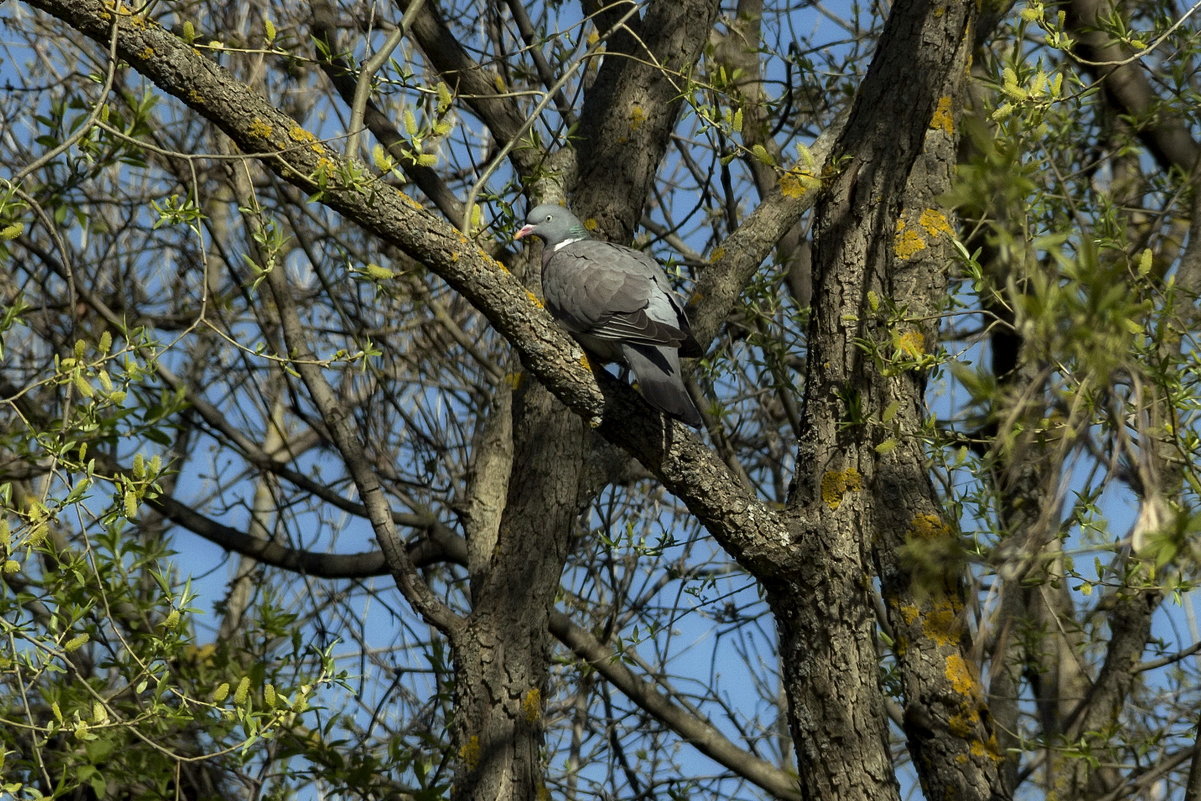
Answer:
345, 0, 428, 160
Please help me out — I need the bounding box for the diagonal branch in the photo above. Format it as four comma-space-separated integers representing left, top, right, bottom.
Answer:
149, 490, 461, 577
310, 0, 465, 225
260, 213, 462, 633
12, 0, 789, 581
549, 610, 802, 800
397, 0, 532, 170
1066, 0, 1200, 173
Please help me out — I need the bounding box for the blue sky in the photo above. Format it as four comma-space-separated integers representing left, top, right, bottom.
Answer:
3, 0, 1201, 798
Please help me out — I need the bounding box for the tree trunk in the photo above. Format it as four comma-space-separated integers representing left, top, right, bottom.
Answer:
781, 2, 1002, 800
767, 559, 899, 801
451, 381, 585, 800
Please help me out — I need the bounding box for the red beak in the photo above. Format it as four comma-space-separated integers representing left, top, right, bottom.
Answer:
514, 224, 536, 241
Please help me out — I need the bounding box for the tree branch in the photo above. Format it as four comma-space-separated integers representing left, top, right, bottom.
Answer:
550, 610, 802, 801
310, 0, 465, 226
574, 0, 723, 238
1066, 0, 1200, 173
16, 0, 789, 581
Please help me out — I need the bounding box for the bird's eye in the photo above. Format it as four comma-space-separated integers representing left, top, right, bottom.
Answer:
544, 215, 553, 222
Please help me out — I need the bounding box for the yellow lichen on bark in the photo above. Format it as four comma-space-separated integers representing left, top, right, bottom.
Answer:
948, 709, 978, 738
522, 688, 542, 723
820, 467, 863, 509
629, 104, 646, 131
971, 737, 1004, 761
288, 126, 324, 154
458, 735, 481, 768
894, 219, 927, 259
930, 95, 954, 134
104, 1, 150, 28
248, 119, 274, 139
895, 210, 952, 260
944, 652, 987, 743
918, 208, 952, 236
909, 513, 949, 539
945, 653, 984, 705
923, 599, 962, 648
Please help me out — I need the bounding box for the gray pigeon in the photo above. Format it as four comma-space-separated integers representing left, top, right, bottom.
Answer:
515, 204, 703, 428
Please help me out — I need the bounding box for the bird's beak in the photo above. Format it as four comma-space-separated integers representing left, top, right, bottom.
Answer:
514, 224, 536, 241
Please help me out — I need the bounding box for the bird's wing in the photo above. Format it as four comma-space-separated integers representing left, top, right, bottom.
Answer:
543, 240, 692, 347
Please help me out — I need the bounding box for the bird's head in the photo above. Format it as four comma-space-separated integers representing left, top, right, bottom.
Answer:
514, 204, 588, 248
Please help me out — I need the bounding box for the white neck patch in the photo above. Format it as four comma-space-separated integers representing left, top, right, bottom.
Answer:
552, 236, 585, 252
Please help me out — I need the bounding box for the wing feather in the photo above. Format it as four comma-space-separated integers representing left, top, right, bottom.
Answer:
542, 240, 695, 349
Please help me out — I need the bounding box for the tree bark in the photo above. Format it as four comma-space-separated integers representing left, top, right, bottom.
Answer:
780, 2, 998, 800
575, 0, 723, 238
9, 4, 1008, 801
450, 378, 586, 800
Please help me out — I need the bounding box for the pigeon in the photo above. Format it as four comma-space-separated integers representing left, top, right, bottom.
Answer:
514, 203, 703, 428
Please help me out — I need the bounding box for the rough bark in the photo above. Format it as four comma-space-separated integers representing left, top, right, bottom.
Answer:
450, 378, 586, 800
865, 20, 1010, 801
439, 0, 730, 793
778, 1, 992, 800
574, 0, 723, 238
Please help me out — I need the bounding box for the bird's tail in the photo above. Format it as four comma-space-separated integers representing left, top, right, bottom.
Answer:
622, 344, 703, 428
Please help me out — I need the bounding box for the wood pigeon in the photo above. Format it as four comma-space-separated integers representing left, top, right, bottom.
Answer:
515, 203, 704, 428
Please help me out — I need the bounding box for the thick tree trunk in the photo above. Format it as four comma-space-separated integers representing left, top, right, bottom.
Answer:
767, 560, 899, 801
575, 0, 723, 237
444, 0, 728, 792
781, 2, 1002, 801
450, 382, 586, 800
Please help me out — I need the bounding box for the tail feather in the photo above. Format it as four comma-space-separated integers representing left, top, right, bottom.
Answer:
622, 344, 703, 428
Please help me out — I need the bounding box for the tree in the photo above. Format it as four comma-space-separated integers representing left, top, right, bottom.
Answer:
1, 0, 1200, 799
